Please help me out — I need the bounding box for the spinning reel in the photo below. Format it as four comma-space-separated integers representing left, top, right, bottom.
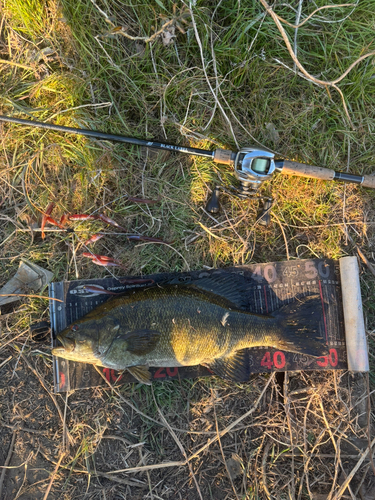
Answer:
205, 147, 277, 225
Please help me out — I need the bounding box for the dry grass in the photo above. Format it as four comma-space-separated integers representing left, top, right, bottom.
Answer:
1, 0, 375, 498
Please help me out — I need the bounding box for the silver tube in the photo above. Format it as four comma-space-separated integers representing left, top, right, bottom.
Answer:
339, 256, 369, 372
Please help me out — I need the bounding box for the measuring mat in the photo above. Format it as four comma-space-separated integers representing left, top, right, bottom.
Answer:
49, 258, 366, 392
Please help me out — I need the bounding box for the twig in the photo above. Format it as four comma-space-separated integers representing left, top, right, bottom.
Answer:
0, 58, 34, 70
0, 429, 17, 499
93, 367, 218, 437
320, 397, 355, 500
21, 355, 74, 445
100, 435, 135, 447
71, 235, 79, 280
62, 390, 70, 453
11, 331, 30, 379
261, 440, 272, 500
197, 221, 228, 241
258, 0, 375, 127
115, 19, 175, 44
102, 461, 186, 474
188, 374, 275, 461
205, 0, 225, 131
151, 387, 203, 500
289, 221, 375, 229
42, 452, 66, 500
93, 366, 209, 434
134, 241, 190, 271
272, 3, 356, 29
38, 450, 144, 486
0, 355, 12, 369
1, 422, 49, 435
283, 372, 295, 497
293, 0, 303, 72
354, 462, 371, 497
212, 388, 240, 500
335, 434, 375, 499
342, 227, 375, 278
94, 471, 143, 486
272, 213, 290, 260
254, 433, 266, 496
216, 77, 270, 150
366, 373, 375, 476
299, 394, 322, 500
355, 246, 375, 279
0, 293, 63, 302
0, 330, 28, 354
90, 0, 175, 43
189, 2, 239, 148
281, 453, 374, 460
138, 447, 153, 500
318, 396, 337, 454
222, 207, 249, 265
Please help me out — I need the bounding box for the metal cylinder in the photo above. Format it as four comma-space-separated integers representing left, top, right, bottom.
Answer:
339, 256, 369, 372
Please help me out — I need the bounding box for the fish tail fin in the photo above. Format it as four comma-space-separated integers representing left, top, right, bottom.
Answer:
271, 295, 327, 357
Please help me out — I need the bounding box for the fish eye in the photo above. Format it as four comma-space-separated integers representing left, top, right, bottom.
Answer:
70, 324, 79, 332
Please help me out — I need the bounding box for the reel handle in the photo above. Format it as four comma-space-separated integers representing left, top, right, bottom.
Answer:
205, 186, 221, 214
257, 199, 273, 226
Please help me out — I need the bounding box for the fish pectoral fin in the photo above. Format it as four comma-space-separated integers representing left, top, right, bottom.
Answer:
205, 349, 250, 382
127, 365, 152, 385
119, 329, 161, 355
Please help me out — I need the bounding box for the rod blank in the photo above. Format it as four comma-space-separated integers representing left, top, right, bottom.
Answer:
0, 115, 214, 158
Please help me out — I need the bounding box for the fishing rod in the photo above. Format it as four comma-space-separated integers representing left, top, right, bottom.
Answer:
1, 114, 374, 224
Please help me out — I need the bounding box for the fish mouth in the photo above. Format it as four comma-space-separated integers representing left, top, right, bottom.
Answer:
55, 334, 75, 353
52, 346, 69, 356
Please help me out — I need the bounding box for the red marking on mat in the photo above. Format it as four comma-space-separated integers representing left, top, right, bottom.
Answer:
274, 351, 286, 369
154, 367, 166, 378
317, 356, 328, 367
318, 281, 328, 344
329, 348, 338, 367
260, 352, 273, 370
60, 372, 66, 389
103, 367, 110, 381
166, 367, 178, 377
110, 369, 122, 382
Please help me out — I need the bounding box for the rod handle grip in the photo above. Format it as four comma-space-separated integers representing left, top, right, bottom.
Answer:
281, 160, 334, 181
213, 149, 235, 165
361, 175, 375, 189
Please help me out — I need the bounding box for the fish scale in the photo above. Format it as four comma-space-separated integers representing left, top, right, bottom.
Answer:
94, 286, 273, 365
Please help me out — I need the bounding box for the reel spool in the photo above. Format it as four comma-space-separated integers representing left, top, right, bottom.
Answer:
206, 147, 276, 225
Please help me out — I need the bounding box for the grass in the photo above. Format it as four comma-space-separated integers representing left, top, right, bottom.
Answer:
1, 0, 375, 498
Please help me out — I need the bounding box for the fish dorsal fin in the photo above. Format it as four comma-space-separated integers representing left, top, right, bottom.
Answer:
206, 349, 250, 382
127, 365, 152, 385
120, 329, 161, 355
189, 275, 246, 309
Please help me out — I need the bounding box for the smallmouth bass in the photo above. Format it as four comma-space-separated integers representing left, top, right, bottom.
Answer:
52, 277, 326, 384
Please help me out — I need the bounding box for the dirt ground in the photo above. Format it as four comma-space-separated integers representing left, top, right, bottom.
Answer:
1, 326, 375, 500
